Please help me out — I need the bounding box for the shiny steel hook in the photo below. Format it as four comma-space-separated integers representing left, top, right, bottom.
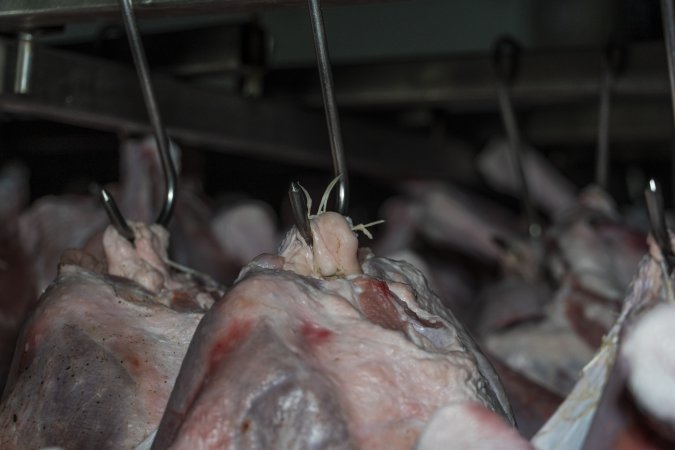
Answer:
101, 187, 135, 241
289, 181, 314, 246
493, 36, 539, 238
645, 179, 675, 272
100, 0, 178, 238
660, 0, 675, 204
307, 0, 349, 215
661, 0, 675, 127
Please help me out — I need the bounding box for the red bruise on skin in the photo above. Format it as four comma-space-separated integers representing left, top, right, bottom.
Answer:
241, 419, 251, 433
354, 278, 405, 331
207, 320, 253, 374
111, 342, 148, 378
300, 321, 333, 346
126, 355, 141, 371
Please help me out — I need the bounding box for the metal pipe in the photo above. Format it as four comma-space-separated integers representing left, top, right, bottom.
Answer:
307, 0, 349, 215
119, 0, 177, 226
14, 31, 33, 94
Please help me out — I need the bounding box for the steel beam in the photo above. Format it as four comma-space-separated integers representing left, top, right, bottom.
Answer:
267, 42, 671, 110
0, 0, 386, 31
58, 23, 264, 77
525, 100, 674, 146
0, 37, 456, 179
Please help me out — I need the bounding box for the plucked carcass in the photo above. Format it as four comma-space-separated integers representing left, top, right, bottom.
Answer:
151, 188, 524, 449
0, 223, 220, 449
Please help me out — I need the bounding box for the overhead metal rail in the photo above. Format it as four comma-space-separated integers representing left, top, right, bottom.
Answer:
267, 42, 671, 110
0, 0, 384, 30
0, 36, 454, 179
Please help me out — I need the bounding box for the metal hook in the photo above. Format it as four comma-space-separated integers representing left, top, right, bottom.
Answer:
661, 0, 675, 205
492, 36, 539, 238
289, 182, 314, 246
100, 0, 178, 239
595, 41, 626, 190
662, 0, 675, 127
101, 187, 135, 241
493, 36, 520, 84
307, 0, 349, 215
645, 179, 675, 272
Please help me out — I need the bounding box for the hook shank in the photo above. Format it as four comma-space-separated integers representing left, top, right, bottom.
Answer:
99, 0, 179, 240
493, 38, 539, 238
661, 0, 675, 131
645, 179, 675, 272
119, 0, 177, 226
307, 0, 348, 215
660, 0, 675, 207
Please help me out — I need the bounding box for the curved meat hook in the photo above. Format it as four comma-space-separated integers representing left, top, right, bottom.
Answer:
645, 179, 675, 273
661, 0, 675, 209
492, 36, 539, 238
288, 181, 313, 246
100, 0, 178, 240
307, 0, 349, 215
